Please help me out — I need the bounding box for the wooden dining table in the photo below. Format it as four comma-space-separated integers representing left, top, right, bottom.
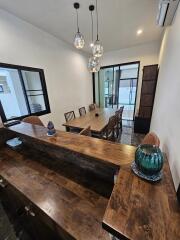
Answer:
62, 108, 117, 134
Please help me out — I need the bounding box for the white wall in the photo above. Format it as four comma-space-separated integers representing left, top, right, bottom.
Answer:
101, 41, 160, 114
151, 4, 180, 190
0, 9, 92, 129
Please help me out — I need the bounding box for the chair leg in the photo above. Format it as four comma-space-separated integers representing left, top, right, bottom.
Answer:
116, 126, 119, 138
120, 120, 122, 131
65, 126, 70, 132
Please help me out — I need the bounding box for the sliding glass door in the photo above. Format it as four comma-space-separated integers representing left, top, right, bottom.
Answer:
94, 62, 139, 120
118, 64, 139, 120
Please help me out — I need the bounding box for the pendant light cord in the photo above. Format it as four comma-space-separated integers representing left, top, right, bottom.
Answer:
91, 11, 94, 43
96, 0, 99, 41
76, 9, 80, 33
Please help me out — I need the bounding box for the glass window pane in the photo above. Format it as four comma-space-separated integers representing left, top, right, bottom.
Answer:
22, 71, 42, 91
119, 80, 131, 105
27, 90, 43, 96
122, 105, 135, 121
99, 68, 114, 108
22, 70, 46, 114
28, 95, 46, 113
0, 68, 29, 119
131, 79, 137, 103
120, 64, 139, 79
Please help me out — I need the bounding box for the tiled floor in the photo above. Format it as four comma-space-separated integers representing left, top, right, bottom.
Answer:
0, 122, 145, 240
119, 121, 145, 146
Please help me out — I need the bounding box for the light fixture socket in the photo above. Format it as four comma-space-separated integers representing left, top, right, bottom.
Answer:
74, 2, 80, 9
89, 5, 95, 11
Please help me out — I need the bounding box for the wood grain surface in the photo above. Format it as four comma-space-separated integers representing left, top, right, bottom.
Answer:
0, 146, 110, 240
8, 122, 136, 168
103, 161, 180, 240
62, 108, 116, 133
2, 124, 179, 240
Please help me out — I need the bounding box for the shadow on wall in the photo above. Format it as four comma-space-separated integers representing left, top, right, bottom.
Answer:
162, 141, 180, 191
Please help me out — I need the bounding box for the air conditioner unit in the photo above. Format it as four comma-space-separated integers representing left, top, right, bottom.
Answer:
157, 0, 180, 26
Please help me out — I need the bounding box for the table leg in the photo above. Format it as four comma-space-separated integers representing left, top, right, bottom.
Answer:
65, 126, 70, 132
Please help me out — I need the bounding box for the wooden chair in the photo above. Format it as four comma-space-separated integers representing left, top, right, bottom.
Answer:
101, 115, 118, 142
79, 126, 91, 137
89, 104, 96, 111
64, 111, 75, 122
115, 106, 124, 135
119, 106, 124, 129
115, 111, 120, 138
22, 116, 44, 126
119, 106, 124, 112
79, 107, 86, 116
177, 184, 180, 203
142, 132, 160, 147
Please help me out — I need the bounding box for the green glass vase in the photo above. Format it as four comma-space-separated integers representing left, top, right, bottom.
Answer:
135, 144, 164, 176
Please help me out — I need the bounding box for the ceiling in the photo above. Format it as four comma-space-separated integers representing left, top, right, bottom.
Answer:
0, 0, 163, 53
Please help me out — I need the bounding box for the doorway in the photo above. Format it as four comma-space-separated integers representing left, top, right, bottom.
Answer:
94, 62, 140, 121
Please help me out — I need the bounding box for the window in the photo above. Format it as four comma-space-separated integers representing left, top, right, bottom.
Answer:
0, 63, 50, 122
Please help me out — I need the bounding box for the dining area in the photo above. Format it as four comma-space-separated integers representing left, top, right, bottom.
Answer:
0, 95, 180, 240
0, 0, 180, 238
0, 111, 180, 240
63, 104, 124, 141
0, 92, 179, 240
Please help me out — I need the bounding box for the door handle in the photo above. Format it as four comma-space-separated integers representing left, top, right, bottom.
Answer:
25, 205, 36, 217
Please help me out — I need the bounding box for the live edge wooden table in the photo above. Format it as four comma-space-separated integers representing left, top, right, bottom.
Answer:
0, 123, 180, 240
62, 108, 116, 133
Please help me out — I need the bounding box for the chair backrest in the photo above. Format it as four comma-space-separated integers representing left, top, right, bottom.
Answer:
79, 107, 86, 116
79, 126, 91, 137
119, 106, 124, 115
89, 104, 96, 111
22, 116, 44, 127
177, 184, 180, 203
64, 111, 75, 122
115, 106, 124, 119
115, 109, 122, 119
142, 132, 160, 147
102, 115, 118, 141
120, 106, 124, 111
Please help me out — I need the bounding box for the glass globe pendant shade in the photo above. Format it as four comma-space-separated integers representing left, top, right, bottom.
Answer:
92, 40, 103, 57
74, 32, 85, 49
88, 56, 100, 72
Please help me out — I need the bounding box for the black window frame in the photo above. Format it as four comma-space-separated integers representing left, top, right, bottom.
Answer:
0, 62, 51, 122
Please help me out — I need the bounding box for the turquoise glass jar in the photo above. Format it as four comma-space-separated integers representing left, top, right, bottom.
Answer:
135, 144, 164, 176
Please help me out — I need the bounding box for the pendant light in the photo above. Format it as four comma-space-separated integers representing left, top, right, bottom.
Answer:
92, 0, 103, 58
88, 4, 100, 72
73, 2, 85, 49
89, 5, 95, 48
87, 55, 100, 73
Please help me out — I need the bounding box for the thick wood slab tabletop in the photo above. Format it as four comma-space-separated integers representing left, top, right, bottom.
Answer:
103, 160, 180, 240
7, 122, 136, 168
62, 108, 116, 133
1, 124, 180, 239
0, 147, 110, 240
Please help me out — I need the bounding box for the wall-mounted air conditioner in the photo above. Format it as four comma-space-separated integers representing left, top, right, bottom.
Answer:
157, 0, 180, 26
